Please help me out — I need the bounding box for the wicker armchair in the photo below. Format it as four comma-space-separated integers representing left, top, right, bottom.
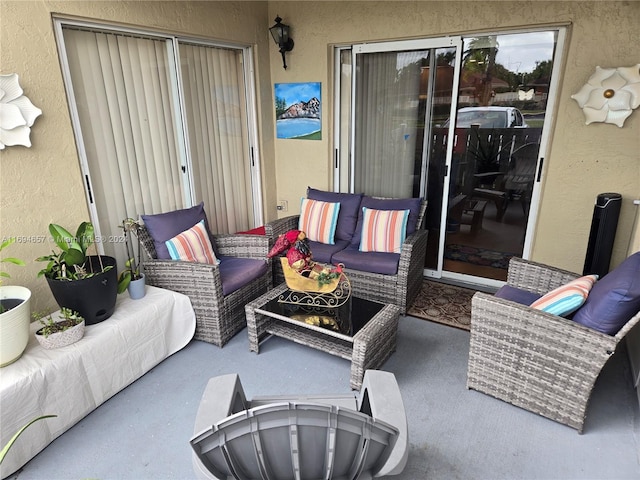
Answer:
467, 257, 640, 433
264, 201, 427, 314
136, 226, 272, 347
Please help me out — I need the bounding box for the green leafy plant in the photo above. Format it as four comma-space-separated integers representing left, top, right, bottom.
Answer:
34, 307, 84, 338
316, 264, 343, 287
0, 415, 57, 465
0, 237, 26, 284
117, 218, 143, 294
0, 237, 27, 313
467, 128, 514, 176
36, 222, 112, 281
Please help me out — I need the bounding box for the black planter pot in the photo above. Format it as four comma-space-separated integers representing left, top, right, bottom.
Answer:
46, 255, 118, 325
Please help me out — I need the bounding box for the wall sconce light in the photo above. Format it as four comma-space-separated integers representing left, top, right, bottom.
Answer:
269, 16, 294, 70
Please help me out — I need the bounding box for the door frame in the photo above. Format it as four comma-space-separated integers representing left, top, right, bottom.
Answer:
438, 26, 568, 289
332, 25, 568, 289
350, 36, 462, 279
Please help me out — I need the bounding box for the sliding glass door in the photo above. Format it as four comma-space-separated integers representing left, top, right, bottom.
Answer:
348, 37, 462, 277
439, 30, 564, 284
54, 19, 262, 267
335, 28, 565, 286
178, 42, 258, 233
351, 39, 461, 198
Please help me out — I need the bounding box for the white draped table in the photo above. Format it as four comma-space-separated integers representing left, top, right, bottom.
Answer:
0, 286, 196, 478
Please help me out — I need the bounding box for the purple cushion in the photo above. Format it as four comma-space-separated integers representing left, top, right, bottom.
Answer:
573, 252, 640, 335
307, 239, 350, 264
307, 188, 363, 242
332, 245, 400, 275
218, 256, 268, 296
350, 196, 423, 247
142, 202, 216, 260
494, 285, 541, 305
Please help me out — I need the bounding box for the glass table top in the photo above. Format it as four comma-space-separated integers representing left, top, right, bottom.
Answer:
257, 293, 385, 338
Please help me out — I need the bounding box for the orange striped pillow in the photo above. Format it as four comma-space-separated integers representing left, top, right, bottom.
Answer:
298, 198, 340, 244
359, 208, 409, 254
530, 274, 598, 316
165, 220, 219, 264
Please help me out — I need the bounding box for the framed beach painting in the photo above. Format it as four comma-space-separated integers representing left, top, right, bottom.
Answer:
274, 82, 321, 140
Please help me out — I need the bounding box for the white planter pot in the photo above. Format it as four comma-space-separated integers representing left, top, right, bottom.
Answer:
0, 286, 31, 367
35, 320, 85, 349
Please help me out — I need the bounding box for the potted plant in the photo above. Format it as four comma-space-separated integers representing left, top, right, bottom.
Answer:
37, 222, 118, 325
0, 238, 31, 367
34, 308, 85, 350
467, 127, 513, 177
117, 218, 146, 300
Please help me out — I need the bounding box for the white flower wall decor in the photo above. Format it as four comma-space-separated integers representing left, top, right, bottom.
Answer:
0, 73, 42, 150
571, 64, 640, 127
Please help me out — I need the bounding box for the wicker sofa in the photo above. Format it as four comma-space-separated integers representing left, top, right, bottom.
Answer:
265, 189, 427, 314
467, 255, 640, 433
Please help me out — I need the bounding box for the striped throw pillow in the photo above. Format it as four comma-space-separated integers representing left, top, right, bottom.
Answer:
298, 198, 340, 244
165, 220, 219, 264
359, 208, 409, 254
530, 274, 598, 316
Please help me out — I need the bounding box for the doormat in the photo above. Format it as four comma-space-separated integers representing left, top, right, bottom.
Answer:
408, 279, 475, 331
445, 244, 517, 270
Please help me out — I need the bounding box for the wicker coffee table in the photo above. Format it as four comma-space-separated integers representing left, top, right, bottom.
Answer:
245, 283, 400, 390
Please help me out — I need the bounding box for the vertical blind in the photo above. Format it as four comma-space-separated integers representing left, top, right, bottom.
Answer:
354, 50, 423, 198
179, 43, 253, 234
63, 28, 185, 260
60, 26, 256, 263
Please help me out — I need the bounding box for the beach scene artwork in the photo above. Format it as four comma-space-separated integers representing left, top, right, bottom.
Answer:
275, 82, 321, 140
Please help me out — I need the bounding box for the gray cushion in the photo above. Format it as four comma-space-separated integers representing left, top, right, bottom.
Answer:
573, 252, 640, 335
307, 239, 350, 264
494, 285, 541, 305
141, 202, 216, 260
332, 245, 400, 275
307, 188, 363, 242
218, 256, 268, 296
